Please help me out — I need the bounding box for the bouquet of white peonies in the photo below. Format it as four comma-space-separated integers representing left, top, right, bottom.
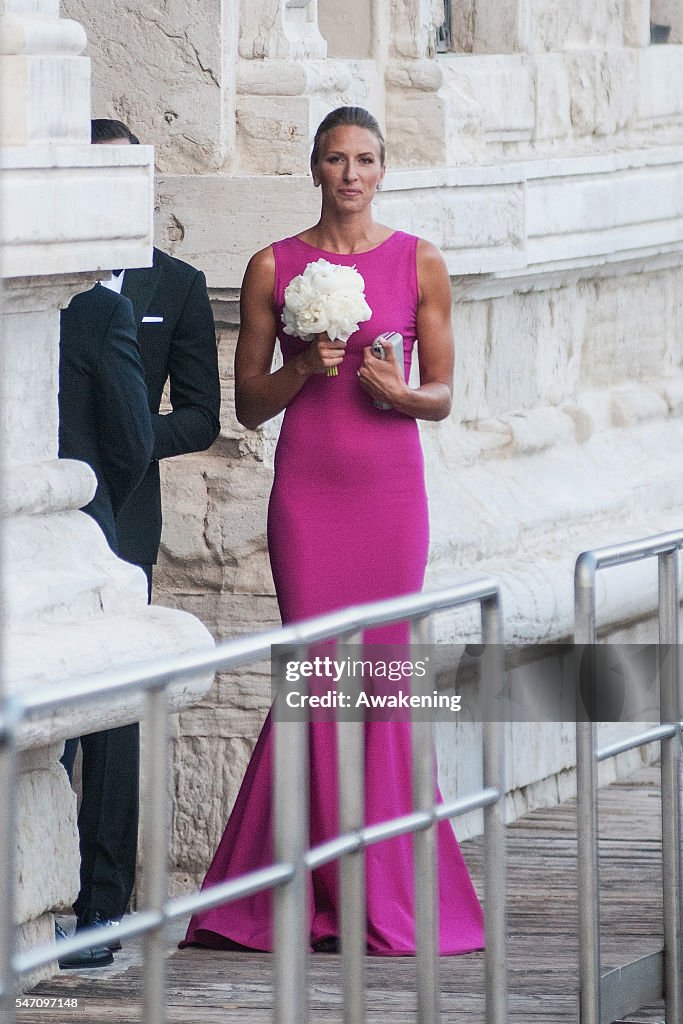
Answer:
281, 258, 372, 376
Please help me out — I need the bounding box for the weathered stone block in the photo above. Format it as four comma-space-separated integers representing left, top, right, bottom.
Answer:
318, 0, 373, 59
237, 93, 325, 175
0, 54, 90, 146
565, 49, 638, 136
440, 54, 534, 142
579, 270, 680, 388
0, 309, 59, 465
385, 60, 485, 166
390, 0, 446, 59
159, 460, 214, 556
468, 287, 580, 418
609, 384, 670, 427
180, 689, 270, 739
15, 914, 57, 991
61, 0, 233, 173
534, 54, 572, 140
153, 589, 280, 642
378, 175, 525, 275
239, 0, 326, 60
637, 45, 683, 123
0, 144, 153, 279
623, 0, 651, 46
16, 750, 79, 923
171, 734, 261, 872
447, 0, 531, 55
451, 297, 490, 423
155, 173, 319, 289
533, 0, 626, 50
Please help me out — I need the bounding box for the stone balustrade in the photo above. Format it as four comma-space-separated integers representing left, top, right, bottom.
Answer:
1, 0, 216, 986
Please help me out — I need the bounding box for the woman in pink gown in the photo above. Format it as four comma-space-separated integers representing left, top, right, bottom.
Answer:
181, 107, 484, 956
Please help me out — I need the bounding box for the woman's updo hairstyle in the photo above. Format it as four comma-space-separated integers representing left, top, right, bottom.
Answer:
310, 106, 386, 170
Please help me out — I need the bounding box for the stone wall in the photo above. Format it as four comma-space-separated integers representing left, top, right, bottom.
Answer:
61, 0, 235, 173
58, 0, 683, 886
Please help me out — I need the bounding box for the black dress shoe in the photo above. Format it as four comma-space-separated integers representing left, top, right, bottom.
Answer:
55, 922, 114, 969
76, 910, 122, 952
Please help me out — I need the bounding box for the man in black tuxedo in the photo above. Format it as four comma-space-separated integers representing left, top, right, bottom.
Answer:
114, 243, 221, 588
58, 284, 153, 967
59, 119, 220, 958
91, 119, 221, 597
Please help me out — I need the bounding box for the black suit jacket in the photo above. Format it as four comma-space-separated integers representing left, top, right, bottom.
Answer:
116, 247, 221, 565
58, 286, 154, 553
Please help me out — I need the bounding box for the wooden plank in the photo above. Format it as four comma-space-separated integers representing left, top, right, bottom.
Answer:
15, 764, 668, 1024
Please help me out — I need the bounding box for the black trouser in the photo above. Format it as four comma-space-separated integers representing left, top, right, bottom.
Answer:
60, 562, 153, 919
62, 724, 140, 920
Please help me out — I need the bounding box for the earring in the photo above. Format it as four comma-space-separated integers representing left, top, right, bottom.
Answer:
376, 182, 383, 191
313, 179, 320, 187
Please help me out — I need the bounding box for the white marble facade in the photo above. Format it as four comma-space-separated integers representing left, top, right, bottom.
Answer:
24, 0, 683, 886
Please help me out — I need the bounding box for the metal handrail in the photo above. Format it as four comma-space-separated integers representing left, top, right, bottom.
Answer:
0, 577, 508, 1024
575, 531, 683, 1024
15, 582, 497, 719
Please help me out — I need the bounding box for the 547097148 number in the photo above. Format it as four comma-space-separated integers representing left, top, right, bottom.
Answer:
15, 998, 79, 1009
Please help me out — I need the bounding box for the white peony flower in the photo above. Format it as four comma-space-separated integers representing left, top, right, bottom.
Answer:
282, 259, 371, 344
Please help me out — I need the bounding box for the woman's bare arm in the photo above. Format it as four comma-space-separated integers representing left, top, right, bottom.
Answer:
234, 247, 346, 430
357, 239, 454, 421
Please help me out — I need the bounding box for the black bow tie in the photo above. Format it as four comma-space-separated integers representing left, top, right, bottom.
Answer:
112, 268, 123, 277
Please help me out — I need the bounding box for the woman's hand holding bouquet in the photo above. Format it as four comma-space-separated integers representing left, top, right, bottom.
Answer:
282, 259, 371, 377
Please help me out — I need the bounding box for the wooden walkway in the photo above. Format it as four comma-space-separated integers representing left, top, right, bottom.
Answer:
18, 766, 667, 1023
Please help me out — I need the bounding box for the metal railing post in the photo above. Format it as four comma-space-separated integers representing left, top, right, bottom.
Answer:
481, 593, 508, 1024
575, 532, 683, 1023
0, 281, 13, 1024
411, 615, 439, 1024
7, 580, 508, 1024
0, 705, 18, 1024
274, 645, 309, 1024
337, 631, 366, 1024
142, 684, 170, 1024
575, 553, 600, 1024
658, 551, 682, 1021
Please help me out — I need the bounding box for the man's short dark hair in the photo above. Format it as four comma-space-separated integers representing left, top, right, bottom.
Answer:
91, 119, 140, 145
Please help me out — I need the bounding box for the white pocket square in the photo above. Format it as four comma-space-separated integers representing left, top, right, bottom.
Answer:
142, 315, 164, 323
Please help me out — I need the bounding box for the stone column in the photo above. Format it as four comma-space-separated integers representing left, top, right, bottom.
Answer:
236, 0, 385, 174
0, 0, 214, 986
240, 0, 326, 60
385, 0, 485, 165
237, 0, 340, 174
625, 0, 651, 46
457, 0, 532, 54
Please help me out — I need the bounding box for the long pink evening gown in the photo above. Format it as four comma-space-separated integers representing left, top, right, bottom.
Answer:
181, 232, 485, 955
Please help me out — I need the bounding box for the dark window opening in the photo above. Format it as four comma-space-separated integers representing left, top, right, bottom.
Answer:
436, 0, 453, 52
650, 22, 671, 44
